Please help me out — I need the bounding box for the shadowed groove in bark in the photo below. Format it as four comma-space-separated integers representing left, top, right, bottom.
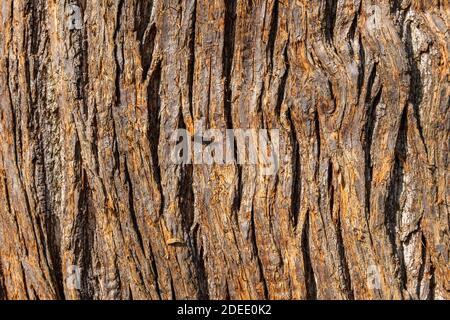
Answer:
347, 13, 358, 44
0, 261, 5, 300
314, 109, 321, 174
177, 110, 195, 234
224, 279, 231, 300
80, 22, 89, 116
146, 61, 163, 217
275, 43, 289, 118
124, 156, 145, 254
267, 0, 279, 69
390, 0, 402, 14
114, 0, 125, 105
135, 0, 155, 81
0, 179, 11, 300
68, 0, 89, 103
417, 233, 428, 298
20, 263, 31, 300
74, 167, 95, 299
356, 33, 365, 104
428, 260, 436, 300
28, 0, 46, 55
179, 162, 195, 237
0, 0, 448, 300
223, 0, 242, 222
232, 163, 243, 213
187, 0, 197, 119
301, 210, 317, 299
191, 231, 209, 299
148, 242, 162, 299
327, 159, 353, 298
288, 108, 300, 228
177, 108, 209, 300
335, 207, 355, 300
169, 273, 176, 300
404, 21, 428, 156
323, 0, 338, 42
223, 0, 237, 130
385, 104, 408, 291
363, 62, 381, 239
250, 206, 269, 299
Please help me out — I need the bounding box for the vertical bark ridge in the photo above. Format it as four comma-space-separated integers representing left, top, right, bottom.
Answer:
0, 0, 447, 300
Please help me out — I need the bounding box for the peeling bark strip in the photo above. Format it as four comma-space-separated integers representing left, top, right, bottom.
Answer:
0, 0, 448, 300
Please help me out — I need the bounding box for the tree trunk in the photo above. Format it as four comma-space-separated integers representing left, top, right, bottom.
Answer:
0, 0, 448, 300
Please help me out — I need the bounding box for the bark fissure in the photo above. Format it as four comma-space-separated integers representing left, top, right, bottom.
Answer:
0, 0, 447, 300
301, 210, 317, 300
223, 0, 237, 130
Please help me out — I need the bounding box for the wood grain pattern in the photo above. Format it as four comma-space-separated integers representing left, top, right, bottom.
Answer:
0, 0, 448, 300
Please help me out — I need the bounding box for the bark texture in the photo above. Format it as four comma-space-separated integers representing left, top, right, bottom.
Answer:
0, 0, 449, 300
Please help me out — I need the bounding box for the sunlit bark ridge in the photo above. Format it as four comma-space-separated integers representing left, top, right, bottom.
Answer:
0, 0, 448, 300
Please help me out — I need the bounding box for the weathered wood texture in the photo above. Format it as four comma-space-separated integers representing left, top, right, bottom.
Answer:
0, 0, 448, 300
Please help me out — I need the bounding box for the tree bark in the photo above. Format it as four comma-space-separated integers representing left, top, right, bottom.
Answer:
0, 0, 448, 300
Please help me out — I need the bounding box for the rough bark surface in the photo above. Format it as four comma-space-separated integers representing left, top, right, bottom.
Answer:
0, 0, 448, 300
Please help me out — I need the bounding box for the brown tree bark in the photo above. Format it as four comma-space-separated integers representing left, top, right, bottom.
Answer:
0, 0, 448, 300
